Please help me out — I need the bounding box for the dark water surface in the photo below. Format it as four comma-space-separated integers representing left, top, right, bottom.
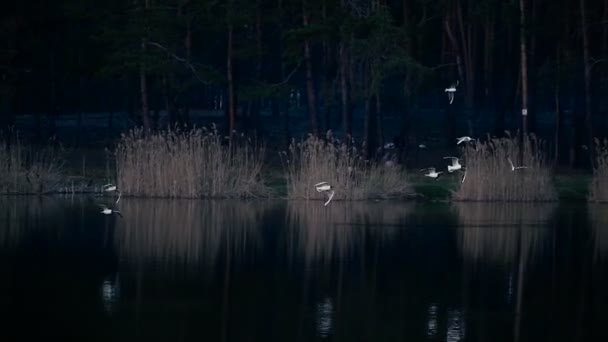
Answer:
1, 196, 607, 341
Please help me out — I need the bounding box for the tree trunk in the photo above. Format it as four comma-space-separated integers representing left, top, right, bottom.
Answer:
519, 0, 529, 137
376, 94, 383, 152
226, 16, 236, 134
48, 50, 57, 138
444, 7, 471, 135
339, 39, 350, 139
580, 0, 594, 167
484, 12, 494, 115
302, 0, 319, 136
554, 45, 561, 164
139, 0, 152, 131
251, 0, 263, 137
456, 0, 474, 135
277, 0, 291, 148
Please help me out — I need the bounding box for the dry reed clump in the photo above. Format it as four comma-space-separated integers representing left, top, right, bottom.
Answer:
0, 132, 65, 194
281, 131, 413, 201
589, 138, 608, 202
453, 133, 557, 201
115, 125, 271, 198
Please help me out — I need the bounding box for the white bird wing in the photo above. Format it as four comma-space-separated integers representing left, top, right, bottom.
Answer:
507, 157, 515, 169
324, 190, 335, 206
314, 181, 329, 187
448, 92, 454, 104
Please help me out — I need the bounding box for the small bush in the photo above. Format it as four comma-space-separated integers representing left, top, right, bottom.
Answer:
115, 125, 271, 198
453, 133, 557, 201
0, 132, 64, 194
282, 132, 413, 201
589, 139, 608, 202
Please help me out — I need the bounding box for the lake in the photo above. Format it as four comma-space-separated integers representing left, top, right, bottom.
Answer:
1, 196, 607, 341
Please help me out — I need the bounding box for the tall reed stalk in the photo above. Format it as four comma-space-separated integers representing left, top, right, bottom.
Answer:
0, 132, 64, 194
282, 132, 412, 201
589, 138, 608, 202
453, 133, 557, 201
115, 125, 271, 198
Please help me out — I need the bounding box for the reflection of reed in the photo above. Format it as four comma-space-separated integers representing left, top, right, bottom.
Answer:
454, 202, 556, 264
114, 199, 270, 269
286, 201, 413, 263
588, 204, 608, 260
0, 196, 71, 248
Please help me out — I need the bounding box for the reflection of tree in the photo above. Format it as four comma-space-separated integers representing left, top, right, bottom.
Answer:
0, 195, 71, 248
114, 199, 270, 270
454, 202, 556, 342
588, 204, 608, 261
454, 202, 556, 264
285, 201, 413, 264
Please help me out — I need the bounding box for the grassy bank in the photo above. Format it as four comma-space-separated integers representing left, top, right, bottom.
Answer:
0, 128, 600, 203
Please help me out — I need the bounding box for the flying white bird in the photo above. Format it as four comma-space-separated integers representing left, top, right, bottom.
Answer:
445, 80, 459, 104
456, 136, 475, 145
102, 183, 118, 192
102, 183, 121, 204
98, 204, 123, 218
315, 182, 335, 206
443, 156, 463, 172
507, 157, 530, 171
420, 167, 443, 180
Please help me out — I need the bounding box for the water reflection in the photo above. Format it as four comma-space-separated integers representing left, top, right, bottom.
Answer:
446, 308, 466, 342
101, 274, 120, 314
426, 303, 439, 338
454, 202, 556, 264
2, 197, 608, 341
588, 204, 608, 260
113, 199, 274, 270
315, 296, 334, 338
0, 195, 85, 248
285, 201, 413, 263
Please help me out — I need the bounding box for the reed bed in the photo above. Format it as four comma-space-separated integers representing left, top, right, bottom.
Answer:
589, 139, 608, 202
282, 132, 413, 201
454, 202, 556, 264
453, 133, 557, 201
0, 133, 64, 194
115, 125, 271, 198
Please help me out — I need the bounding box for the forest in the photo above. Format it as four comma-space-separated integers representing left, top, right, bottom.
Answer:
0, 0, 606, 168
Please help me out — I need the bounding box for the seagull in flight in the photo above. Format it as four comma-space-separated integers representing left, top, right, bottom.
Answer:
507, 157, 530, 171
421, 167, 443, 180
460, 169, 467, 183
102, 183, 121, 204
97, 204, 123, 218
315, 182, 335, 206
456, 136, 475, 145
102, 183, 118, 192
443, 156, 463, 172
445, 80, 459, 104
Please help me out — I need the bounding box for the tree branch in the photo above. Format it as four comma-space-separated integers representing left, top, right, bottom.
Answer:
269, 60, 304, 88
147, 41, 209, 85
